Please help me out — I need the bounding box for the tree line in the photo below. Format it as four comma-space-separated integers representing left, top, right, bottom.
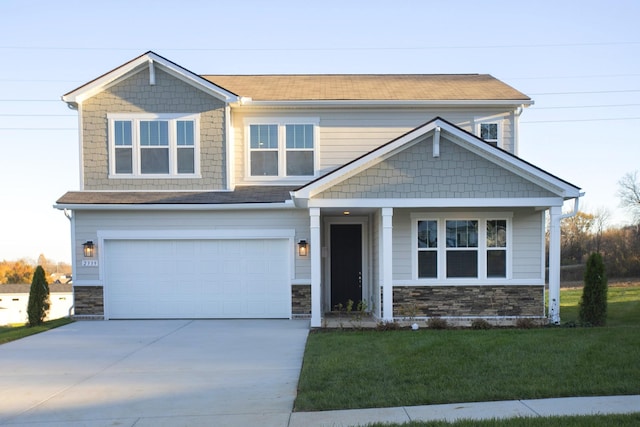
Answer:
0, 255, 71, 285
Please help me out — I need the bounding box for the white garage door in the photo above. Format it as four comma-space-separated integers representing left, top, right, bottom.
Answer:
104, 239, 291, 319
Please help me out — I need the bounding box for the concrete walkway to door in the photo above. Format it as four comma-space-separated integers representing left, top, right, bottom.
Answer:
0, 319, 309, 427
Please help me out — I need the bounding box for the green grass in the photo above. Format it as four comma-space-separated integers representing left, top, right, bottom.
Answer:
0, 317, 74, 345
366, 413, 640, 427
295, 286, 640, 412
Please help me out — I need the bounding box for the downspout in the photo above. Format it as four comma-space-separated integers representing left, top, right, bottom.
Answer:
63, 209, 75, 318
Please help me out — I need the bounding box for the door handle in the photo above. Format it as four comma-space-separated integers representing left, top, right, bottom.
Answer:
358, 271, 362, 288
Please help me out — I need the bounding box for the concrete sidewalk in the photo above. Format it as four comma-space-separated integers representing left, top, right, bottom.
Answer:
290, 395, 640, 426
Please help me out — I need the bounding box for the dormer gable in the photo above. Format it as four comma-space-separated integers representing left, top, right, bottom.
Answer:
62, 51, 239, 108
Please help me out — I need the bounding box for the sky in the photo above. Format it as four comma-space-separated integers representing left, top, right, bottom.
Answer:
0, 0, 639, 264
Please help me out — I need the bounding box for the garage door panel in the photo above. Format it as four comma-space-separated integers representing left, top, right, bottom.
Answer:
105, 238, 290, 319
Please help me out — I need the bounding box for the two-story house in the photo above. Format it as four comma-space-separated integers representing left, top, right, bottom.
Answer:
55, 51, 581, 327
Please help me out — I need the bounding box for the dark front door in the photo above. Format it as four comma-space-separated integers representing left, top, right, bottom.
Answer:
330, 224, 362, 310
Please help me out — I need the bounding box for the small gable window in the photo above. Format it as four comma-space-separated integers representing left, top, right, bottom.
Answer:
246, 118, 318, 179
108, 114, 199, 178
477, 120, 502, 147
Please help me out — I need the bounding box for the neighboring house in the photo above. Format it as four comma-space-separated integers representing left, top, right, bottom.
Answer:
55, 51, 581, 326
0, 283, 73, 326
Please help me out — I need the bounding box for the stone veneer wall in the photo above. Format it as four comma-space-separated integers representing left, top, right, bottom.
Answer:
393, 285, 543, 317
292, 285, 311, 316
73, 286, 104, 317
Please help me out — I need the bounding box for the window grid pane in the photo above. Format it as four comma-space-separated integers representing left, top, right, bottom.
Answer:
250, 124, 278, 149
114, 121, 132, 146
286, 124, 313, 149
140, 121, 169, 146
487, 220, 507, 247
177, 121, 194, 146
418, 220, 438, 248
446, 220, 478, 248
481, 123, 498, 140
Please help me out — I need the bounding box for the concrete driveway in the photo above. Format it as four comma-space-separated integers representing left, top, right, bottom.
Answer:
0, 319, 309, 427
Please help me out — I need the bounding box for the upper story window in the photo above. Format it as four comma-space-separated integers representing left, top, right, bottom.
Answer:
108, 113, 199, 178
476, 120, 502, 148
413, 214, 510, 281
246, 118, 318, 180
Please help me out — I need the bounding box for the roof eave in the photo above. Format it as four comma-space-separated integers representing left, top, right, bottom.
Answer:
54, 201, 294, 211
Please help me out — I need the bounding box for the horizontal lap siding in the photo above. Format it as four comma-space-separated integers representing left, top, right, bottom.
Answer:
73, 209, 310, 281
232, 109, 513, 185
511, 209, 544, 280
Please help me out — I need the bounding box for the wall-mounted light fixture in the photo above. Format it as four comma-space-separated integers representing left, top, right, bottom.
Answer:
83, 241, 95, 258
298, 239, 308, 257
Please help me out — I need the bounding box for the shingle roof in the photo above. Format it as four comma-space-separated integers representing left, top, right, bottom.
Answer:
56, 186, 297, 205
201, 74, 530, 102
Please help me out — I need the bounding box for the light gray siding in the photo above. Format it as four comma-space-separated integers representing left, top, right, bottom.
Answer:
73, 209, 310, 282
82, 67, 226, 190
316, 135, 556, 199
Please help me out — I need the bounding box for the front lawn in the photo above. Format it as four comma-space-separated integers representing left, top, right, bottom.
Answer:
0, 317, 74, 345
295, 285, 640, 412
367, 413, 640, 427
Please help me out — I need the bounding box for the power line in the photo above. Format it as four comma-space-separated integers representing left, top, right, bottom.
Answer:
0, 128, 76, 131
521, 117, 640, 124
0, 41, 639, 52
529, 89, 640, 95
534, 103, 640, 110
0, 114, 75, 117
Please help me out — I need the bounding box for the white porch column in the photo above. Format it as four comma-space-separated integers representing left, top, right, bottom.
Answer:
548, 206, 562, 324
381, 208, 394, 321
310, 208, 322, 327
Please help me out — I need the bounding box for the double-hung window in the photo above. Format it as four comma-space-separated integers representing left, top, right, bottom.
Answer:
108, 114, 199, 177
246, 118, 317, 179
414, 214, 510, 280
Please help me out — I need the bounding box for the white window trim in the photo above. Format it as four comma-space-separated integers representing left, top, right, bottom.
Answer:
475, 119, 503, 148
107, 113, 201, 178
244, 117, 320, 182
411, 212, 513, 283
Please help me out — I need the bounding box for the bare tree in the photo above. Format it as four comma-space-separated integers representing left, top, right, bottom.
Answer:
592, 207, 610, 253
618, 170, 640, 224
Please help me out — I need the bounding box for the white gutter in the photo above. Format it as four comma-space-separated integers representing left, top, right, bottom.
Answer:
232, 99, 534, 109
53, 201, 296, 211
561, 192, 585, 219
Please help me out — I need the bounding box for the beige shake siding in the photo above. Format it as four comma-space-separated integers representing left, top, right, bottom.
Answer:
81, 67, 226, 190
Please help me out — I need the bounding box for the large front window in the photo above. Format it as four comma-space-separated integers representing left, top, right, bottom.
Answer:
247, 119, 317, 178
414, 215, 510, 280
109, 114, 198, 177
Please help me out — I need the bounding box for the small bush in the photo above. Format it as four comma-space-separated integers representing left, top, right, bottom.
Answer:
516, 318, 538, 329
579, 252, 608, 326
375, 321, 402, 331
426, 317, 448, 329
27, 266, 50, 327
471, 319, 492, 330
